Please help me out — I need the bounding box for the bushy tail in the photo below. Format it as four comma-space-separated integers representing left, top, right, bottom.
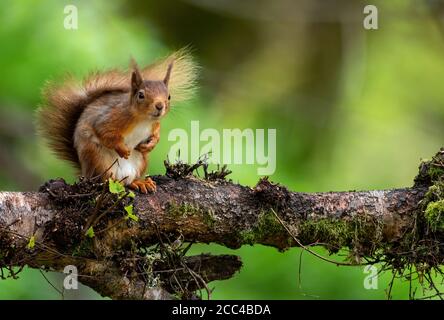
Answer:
36, 48, 198, 169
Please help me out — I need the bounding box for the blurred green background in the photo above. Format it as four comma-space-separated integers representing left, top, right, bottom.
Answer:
0, 0, 443, 299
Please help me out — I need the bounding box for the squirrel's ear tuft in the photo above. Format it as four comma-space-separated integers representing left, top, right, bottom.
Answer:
131, 69, 143, 91
131, 69, 143, 92
163, 62, 173, 87
130, 58, 143, 93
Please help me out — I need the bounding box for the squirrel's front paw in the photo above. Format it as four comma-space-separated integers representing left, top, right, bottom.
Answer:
115, 144, 131, 159
135, 141, 155, 154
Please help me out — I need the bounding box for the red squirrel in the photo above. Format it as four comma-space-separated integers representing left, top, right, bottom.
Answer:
37, 49, 197, 193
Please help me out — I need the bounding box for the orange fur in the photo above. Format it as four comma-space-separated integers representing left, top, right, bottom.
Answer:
37, 48, 198, 190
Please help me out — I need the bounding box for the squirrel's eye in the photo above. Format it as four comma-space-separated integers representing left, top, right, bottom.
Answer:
168, 95, 171, 101
137, 91, 145, 100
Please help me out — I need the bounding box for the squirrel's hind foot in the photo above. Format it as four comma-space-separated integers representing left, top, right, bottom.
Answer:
129, 177, 156, 194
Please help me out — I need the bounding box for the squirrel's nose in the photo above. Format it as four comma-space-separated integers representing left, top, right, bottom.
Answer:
155, 102, 164, 111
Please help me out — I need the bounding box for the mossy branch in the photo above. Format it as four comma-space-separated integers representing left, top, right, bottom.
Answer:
0, 148, 443, 299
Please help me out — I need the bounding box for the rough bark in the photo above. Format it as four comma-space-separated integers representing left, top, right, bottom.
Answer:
0, 148, 442, 299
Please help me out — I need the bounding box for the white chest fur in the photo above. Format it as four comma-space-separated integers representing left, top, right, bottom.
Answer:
111, 119, 153, 183
124, 119, 154, 149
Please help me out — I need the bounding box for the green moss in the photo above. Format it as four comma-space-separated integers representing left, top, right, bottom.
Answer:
298, 219, 349, 249
256, 210, 286, 238
167, 202, 200, 218
428, 166, 444, 181
238, 210, 382, 257
238, 210, 290, 246
239, 230, 256, 245
167, 202, 216, 228
72, 238, 94, 257
422, 177, 444, 232
424, 200, 444, 232
202, 208, 216, 228
298, 215, 383, 257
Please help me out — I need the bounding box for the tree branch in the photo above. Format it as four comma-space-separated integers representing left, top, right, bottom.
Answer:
0, 148, 443, 299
